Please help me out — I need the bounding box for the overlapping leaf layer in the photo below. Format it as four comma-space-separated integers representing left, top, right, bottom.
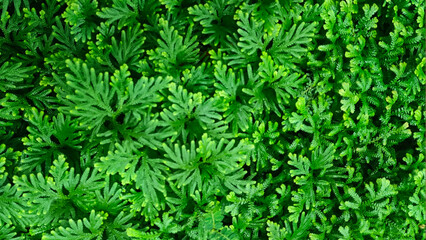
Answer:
0, 0, 425, 239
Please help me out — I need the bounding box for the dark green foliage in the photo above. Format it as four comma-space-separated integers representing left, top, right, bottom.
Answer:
0, 0, 425, 239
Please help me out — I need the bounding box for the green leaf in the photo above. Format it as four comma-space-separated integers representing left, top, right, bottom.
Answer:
147, 18, 199, 77
161, 83, 226, 142
163, 134, 253, 195
214, 61, 251, 134
41, 210, 105, 240
97, 0, 138, 29
235, 9, 264, 55
20, 108, 82, 174
188, 0, 237, 46
267, 220, 286, 240
288, 153, 310, 177
58, 59, 113, 135
0, 62, 35, 91
0, 223, 23, 240
310, 145, 335, 170
365, 178, 398, 202
338, 226, 351, 240
339, 82, 359, 113
269, 21, 317, 62
62, 0, 98, 42
14, 155, 104, 226
126, 228, 160, 239
111, 24, 145, 67
0, 145, 27, 227
95, 141, 167, 213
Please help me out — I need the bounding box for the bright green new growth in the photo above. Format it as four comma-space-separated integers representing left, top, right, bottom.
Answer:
0, 0, 425, 239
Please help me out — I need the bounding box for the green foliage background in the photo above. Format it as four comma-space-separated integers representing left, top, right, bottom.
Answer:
0, 0, 425, 239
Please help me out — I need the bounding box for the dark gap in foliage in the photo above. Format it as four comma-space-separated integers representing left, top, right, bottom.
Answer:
266, 39, 274, 52
376, 13, 394, 38
102, 117, 126, 141
29, 0, 46, 13
2, 42, 26, 59
394, 136, 417, 157
102, 229, 108, 239
7, 86, 33, 97
222, 214, 232, 226
222, 14, 238, 30
104, 118, 114, 131
61, 145, 82, 172
110, 53, 121, 70
115, 112, 125, 125
180, 0, 199, 9
186, 119, 205, 141
198, 43, 211, 63
129, 70, 142, 82
268, 112, 283, 124
50, 135, 60, 145
236, 85, 247, 101
116, 130, 125, 142
145, 147, 162, 159
241, 161, 252, 176
9, 122, 29, 152
62, 186, 69, 196
182, 197, 197, 215
256, 48, 263, 59
56, 2, 68, 16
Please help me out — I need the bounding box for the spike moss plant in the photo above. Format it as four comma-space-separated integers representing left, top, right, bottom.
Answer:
0, 0, 425, 239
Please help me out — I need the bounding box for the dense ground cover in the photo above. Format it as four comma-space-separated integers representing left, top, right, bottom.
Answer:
0, 0, 425, 239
